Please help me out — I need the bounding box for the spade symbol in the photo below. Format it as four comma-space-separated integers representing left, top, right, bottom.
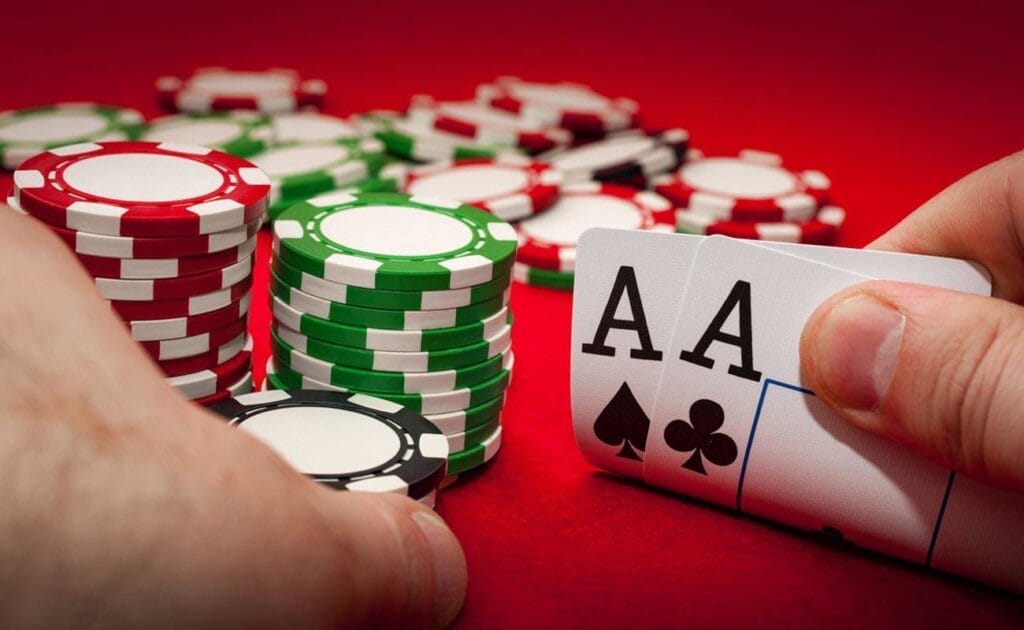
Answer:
593, 382, 650, 461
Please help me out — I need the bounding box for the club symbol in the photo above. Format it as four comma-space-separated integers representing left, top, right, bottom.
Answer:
664, 399, 738, 475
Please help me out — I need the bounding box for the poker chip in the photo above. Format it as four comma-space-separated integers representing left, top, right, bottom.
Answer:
0, 103, 144, 169
273, 320, 512, 372
445, 415, 501, 452
13, 141, 270, 237
248, 138, 388, 204
128, 293, 251, 342
407, 95, 571, 154
109, 277, 253, 320
267, 354, 514, 415
374, 117, 517, 163
272, 328, 512, 395
158, 332, 248, 377
140, 112, 273, 158
156, 68, 327, 114
265, 168, 406, 222
402, 155, 562, 222
419, 394, 505, 435
653, 150, 831, 222
515, 182, 673, 272
272, 294, 511, 351
447, 424, 503, 475
348, 110, 405, 137
271, 269, 509, 330
272, 256, 511, 311
192, 370, 254, 406
139, 316, 248, 361
95, 254, 252, 301
167, 338, 253, 400
269, 111, 360, 144
540, 129, 688, 184
273, 192, 518, 291
477, 77, 639, 134
76, 235, 257, 279
675, 205, 846, 244
209, 390, 448, 498
512, 262, 574, 291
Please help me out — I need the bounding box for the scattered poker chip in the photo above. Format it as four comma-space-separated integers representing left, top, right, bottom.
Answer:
675, 205, 846, 244
540, 129, 688, 184
477, 77, 639, 134
75, 235, 257, 279
512, 262, 574, 291
267, 353, 513, 415
192, 370, 254, 406
128, 293, 251, 342
139, 317, 248, 361
271, 268, 509, 330
445, 415, 501, 452
13, 141, 270, 237
0, 103, 144, 169
420, 394, 505, 435
515, 182, 673, 272
109, 277, 253, 320
140, 111, 273, 158
269, 111, 360, 144
407, 95, 571, 154
447, 424, 503, 475
273, 192, 518, 291
272, 256, 511, 311
348, 110, 405, 137
248, 138, 388, 204
273, 320, 512, 372
156, 68, 326, 113
374, 117, 517, 163
95, 255, 252, 301
272, 294, 512, 351
265, 169, 406, 222
403, 155, 562, 222
272, 328, 512, 394
167, 338, 253, 400
158, 332, 248, 377
209, 390, 448, 498
653, 150, 831, 222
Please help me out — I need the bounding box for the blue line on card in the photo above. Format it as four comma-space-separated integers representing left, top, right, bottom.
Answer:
736, 379, 815, 512
926, 472, 957, 566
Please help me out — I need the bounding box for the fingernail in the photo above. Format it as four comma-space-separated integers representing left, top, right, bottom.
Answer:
812, 294, 904, 410
412, 510, 466, 628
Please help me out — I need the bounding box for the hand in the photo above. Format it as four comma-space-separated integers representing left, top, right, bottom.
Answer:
800, 151, 1024, 494
0, 208, 466, 628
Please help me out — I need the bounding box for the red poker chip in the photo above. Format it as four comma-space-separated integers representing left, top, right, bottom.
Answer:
407, 95, 571, 154
95, 254, 253, 301
192, 371, 254, 406
675, 205, 846, 244
515, 182, 673, 272
476, 77, 639, 134
166, 339, 253, 400
139, 316, 248, 361
127, 293, 251, 342
653, 149, 831, 223
157, 333, 249, 377
156, 67, 326, 114
403, 155, 563, 222
109, 276, 252, 320
13, 141, 269, 237
75, 235, 257, 279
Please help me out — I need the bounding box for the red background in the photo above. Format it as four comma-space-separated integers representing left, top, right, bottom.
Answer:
5, 0, 1024, 626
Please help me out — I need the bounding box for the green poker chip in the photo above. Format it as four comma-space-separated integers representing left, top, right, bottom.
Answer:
250, 138, 388, 203
272, 318, 511, 372
512, 262, 574, 291
373, 117, 516, 163
272, 256, 512, 311
0, 103, 144, 169
271, 268, 508, 330
265, 162, 409, 222
273, 192, 518, 291
266, 355, 512, 414
272, 327, 511, 394
271, 294, 513, 351
446, 415, 501, 453
447, 424, 503, 475
140, 111, 272, 158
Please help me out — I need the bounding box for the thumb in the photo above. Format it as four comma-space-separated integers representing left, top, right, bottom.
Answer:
800, 280, 1024, 493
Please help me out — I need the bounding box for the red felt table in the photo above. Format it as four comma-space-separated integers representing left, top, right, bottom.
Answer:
5, 0, 1024, 625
